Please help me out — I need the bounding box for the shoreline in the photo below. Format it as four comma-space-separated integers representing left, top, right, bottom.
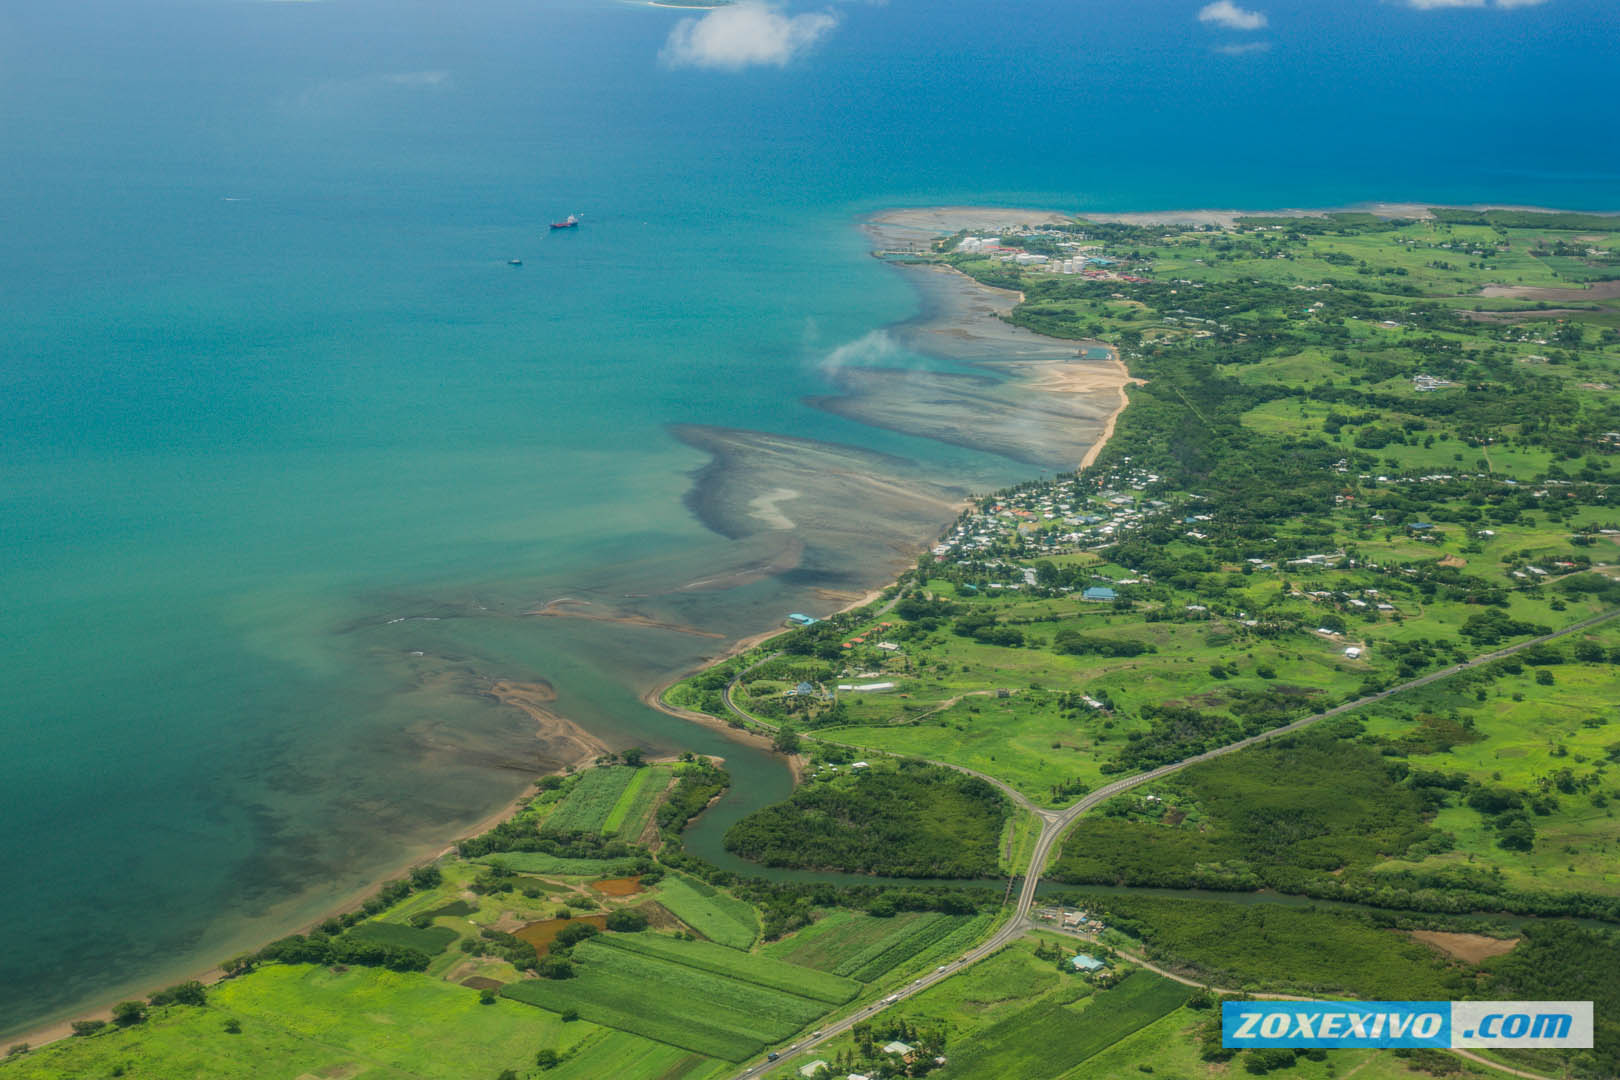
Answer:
4, 694, 607, 1054
4, 203, 1123, 1051
24, 195, 1585, 1055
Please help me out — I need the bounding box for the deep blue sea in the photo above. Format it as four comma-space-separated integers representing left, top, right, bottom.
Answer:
2, 0, 1617, 1036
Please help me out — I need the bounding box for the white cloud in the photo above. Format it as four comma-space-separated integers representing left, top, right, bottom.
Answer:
662, 3, 839, 71
816, 330, 902, 375
1198, 1, 1267, 30
1213, 40, 1272, 54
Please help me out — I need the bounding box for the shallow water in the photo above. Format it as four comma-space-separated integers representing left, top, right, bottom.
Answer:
3, 0, 1618, 1038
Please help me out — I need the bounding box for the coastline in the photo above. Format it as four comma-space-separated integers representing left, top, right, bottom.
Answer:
4, 694, 607, 1053
5, 202, 1152, 1054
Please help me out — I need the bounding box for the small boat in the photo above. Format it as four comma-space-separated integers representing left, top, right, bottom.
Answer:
508, 258, 523, 266
549, 214, 580, 230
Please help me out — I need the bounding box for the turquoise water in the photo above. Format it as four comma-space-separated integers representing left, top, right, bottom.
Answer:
3, 0, 1618, 1036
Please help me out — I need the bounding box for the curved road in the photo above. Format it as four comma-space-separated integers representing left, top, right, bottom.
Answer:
728, 606, 1617, 1080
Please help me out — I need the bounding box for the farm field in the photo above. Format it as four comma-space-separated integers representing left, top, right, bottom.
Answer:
603, 765, 672, 840
503, 936, 838, 1061
592, 932, 859, 1004
833, 912, 993, 983
543, 766, 642, 834
942, 969, 1190, 1079
653, 872, 760, 949
761, 909, 941, 971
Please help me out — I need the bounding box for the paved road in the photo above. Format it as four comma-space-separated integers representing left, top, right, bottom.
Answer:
729, 606, 1618, 1080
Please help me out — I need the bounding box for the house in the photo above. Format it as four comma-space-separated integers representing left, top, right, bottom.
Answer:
787, 613, 818, 627
799, 1061, 828, 1079
788, 681, 818, 697
851, 761, 870, 770
1082, 586, 1117, 602
1343, 647, 1362, 659
1071, 954, 1106, 972
882, 1041, 914, 1056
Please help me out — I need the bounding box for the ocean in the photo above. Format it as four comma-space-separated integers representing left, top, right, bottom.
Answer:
2, 0, 1617, 1037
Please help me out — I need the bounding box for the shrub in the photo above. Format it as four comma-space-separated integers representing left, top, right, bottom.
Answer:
606, 909, 649, 933
111, 1001, 146, 1027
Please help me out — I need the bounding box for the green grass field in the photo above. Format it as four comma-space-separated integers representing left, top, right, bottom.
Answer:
343, 920, 459, 955
592, 932, 859, 1004
5, 965, 599, 1080
653, 873, 759, 949
539, 1028, 729, 1080
1349, 621, 1620, 897
543, 766, 642, 834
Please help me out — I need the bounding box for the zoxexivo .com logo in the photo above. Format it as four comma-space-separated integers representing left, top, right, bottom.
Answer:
1222, 1001, 1593, 1049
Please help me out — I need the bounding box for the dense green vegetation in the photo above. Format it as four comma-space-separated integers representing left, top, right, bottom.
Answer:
1053, 725, 1436, 890
1078, 893, 1470, 999
342, 920, 459, 956
724, 759, 1010, 877
1485, 922, 1620, 1079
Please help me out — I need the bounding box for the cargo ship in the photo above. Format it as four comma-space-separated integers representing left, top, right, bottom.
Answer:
549, 214, 579, 230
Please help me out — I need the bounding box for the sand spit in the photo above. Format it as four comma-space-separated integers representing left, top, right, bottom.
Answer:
526, 597, 726, 638
811, 364, 1112, 472
671, 423, 969, 582
805, 209, 1138, 473
486, 679, 610, 767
